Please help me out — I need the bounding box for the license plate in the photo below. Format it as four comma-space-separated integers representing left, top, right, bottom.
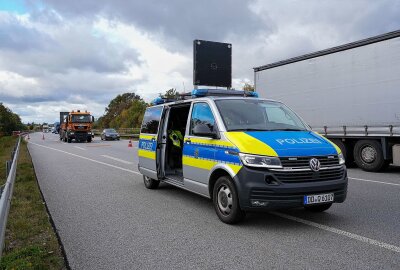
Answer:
304, 193, 334, 205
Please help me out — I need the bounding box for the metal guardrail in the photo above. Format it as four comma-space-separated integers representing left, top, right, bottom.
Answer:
0, 136, 21, 258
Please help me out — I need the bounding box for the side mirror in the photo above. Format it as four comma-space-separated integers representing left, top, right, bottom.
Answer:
192, 124, 218, 138
92, 116, 95, 122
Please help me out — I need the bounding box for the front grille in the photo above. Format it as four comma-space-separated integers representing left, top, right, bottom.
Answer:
280, 156, 339, 168
272, 167, 345, 183
74, 125, 88, 130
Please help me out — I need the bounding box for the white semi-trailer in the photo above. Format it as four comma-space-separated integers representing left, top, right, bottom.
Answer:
254, 30, 400, 172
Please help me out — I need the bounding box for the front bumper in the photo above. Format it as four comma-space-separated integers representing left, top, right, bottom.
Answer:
69, 132, 92, 141
232, 165, 348, 211
105, 135, 120, 140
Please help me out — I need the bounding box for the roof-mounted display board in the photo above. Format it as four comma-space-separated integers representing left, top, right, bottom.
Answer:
193, 40, 232, 88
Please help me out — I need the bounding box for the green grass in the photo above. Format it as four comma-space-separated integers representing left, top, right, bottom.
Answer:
0, 136, 18, 186
0, 140, 66, 270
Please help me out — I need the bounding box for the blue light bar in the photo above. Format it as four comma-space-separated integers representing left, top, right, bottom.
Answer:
245, 91, 259, 97
191, 89, 259, 98
151, 97, 165, 105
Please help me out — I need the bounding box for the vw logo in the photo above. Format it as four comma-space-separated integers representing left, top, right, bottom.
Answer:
309, 158, 321, 172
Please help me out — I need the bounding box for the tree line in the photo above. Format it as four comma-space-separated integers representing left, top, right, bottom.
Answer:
95, 84, 255, 129
0, 103, 25, 136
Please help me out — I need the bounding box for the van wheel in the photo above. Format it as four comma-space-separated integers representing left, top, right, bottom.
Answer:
354, 140, 385, 172
143, 176, 160, 189
304, 203, 332, 212
213, 176, 245, 224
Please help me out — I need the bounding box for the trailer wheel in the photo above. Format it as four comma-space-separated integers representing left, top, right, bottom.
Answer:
331, 139, 354, 166
354, 140, 385, 172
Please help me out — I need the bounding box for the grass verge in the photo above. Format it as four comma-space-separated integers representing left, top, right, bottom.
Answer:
0, 139, 66, 269
0, 136, 18, 186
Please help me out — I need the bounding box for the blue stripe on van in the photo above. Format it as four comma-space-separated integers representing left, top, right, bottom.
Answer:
245, 131, 338, 157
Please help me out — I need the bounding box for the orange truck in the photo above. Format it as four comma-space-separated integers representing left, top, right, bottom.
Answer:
59, 110, 94, 143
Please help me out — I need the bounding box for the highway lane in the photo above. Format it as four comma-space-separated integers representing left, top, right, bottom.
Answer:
28, 132, 400, 269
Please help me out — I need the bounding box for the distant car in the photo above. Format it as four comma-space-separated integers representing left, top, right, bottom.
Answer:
101, 129, 120, 141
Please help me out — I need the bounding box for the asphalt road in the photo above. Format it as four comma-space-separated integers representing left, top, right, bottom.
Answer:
27, 132, 400, 270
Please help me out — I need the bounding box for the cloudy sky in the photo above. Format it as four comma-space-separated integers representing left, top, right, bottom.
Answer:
0, 0, 399, 123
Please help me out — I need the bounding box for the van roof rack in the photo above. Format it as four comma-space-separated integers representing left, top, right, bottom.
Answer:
151, 89, 258, 105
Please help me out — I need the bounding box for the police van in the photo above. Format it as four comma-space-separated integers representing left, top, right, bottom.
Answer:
138, 89, 347, 224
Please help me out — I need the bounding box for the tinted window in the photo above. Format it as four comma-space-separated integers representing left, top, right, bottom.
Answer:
141, 106, 163, 134
190, 103, 216, 135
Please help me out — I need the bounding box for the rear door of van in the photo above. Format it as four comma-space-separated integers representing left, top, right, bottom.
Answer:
138, 106, 164, 180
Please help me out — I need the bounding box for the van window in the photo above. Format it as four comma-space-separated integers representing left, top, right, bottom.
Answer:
141, 106, 163, 134
190, 103, 216, 135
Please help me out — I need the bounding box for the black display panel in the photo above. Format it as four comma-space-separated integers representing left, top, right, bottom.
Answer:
193, 40, 232, 88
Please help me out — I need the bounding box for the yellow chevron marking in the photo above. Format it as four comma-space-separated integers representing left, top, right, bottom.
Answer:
225, 132, 278, 156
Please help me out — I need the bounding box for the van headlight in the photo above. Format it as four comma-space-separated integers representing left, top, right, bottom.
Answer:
239, 153, 282, 169
338, 153, 345, 165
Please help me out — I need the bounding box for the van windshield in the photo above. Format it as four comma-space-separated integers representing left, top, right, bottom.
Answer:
215, 99, 308, 132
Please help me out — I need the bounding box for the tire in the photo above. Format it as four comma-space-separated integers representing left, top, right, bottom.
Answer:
87, 137, 92, 143
101, 136, 103, 141
331, 139, 354, 166
213, 176, 245, 224
143, 175, 160, 189
353, 140, 385, 172
63, 135, 67, 142
67, 137, 72, 143
304, 203, 332, 212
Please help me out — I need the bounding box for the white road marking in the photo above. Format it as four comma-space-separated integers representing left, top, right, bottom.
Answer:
101, 155, 132, 164
349, 177, 400, 187
271, 212, 400, 253
29, 142, 141, 175
29, 141, 400, 253
74, 146, 86, 151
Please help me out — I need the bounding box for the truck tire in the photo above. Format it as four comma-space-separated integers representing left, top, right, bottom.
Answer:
213, 176, 245, 224
331, 139, 354, 166
304, 203, 332, 212
354, 140, 385, 172
143, 175, 160, 189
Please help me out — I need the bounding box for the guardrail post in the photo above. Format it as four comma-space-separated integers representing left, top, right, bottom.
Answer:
5, 161, 12, 178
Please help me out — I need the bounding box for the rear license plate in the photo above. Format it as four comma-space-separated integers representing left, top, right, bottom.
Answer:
304, 193, 334, 205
